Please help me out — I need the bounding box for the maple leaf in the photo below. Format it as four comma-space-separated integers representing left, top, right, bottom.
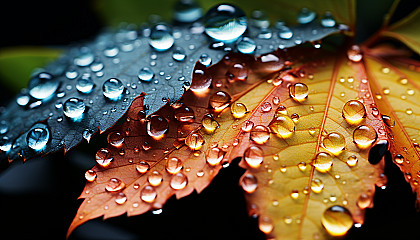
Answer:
67, 1, 420, 239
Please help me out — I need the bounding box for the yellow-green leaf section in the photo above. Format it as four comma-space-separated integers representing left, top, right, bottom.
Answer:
0, 47, 62, 92
381, 7, 420, 55
229, 54, 385, 239
365, 55, 420, 200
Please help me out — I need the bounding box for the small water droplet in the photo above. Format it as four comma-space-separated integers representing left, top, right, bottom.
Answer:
96, 148, 113, 167
269, 115, 295, 138
174, 104, 195, 122
313, 152, 333, 173
206, 147, 225, 166
138, 67, 155, 82
347, 45, 362, 62
104, 45, 119, 57
28, 72, 59, 100
185, 131, 204, 150
227, 63, 247, 82
147, 115, 169, 139
289, 83, 309, 101
74, 49, 94, 67
63, 98, 85, 119
173, 0, 203, 23
172, 47, 186, 61
241, 173, 258, 193
298, 162, 307, 171
115, 192, 127, 205
342, 100, 366, 124
357, 193, 371, 209
198, 53, 212, 67
76, 75, 94, 94
346, 155, 358, 167
136, 161, 150, 174
311, 178, 324, 193
148, 171, 163, 186
203, 4, 247, 42
141, 185, 157, 203
202, 114, 220, 133
244, 146, 264, 168
237, 37, 256, 54
105, 178, 125, 192
166, 157, 183, 174
231, 102, 248, 118
149, 24, 174, 51
321, 206, 353, 236
85, 170, 97, 182
190, 64, 212, 92
297, 8, 316, 24
260, 102, 272, 112
321, 12, 336, 27
170, 172, 188, 190
27, 125, 50, 151
353, 125, 377, 148
16, 94, 30, 106
290, 190, 299, 199
323, 132, 345, 154
394, 154, 404, 164
278, 25, 293, 39
250, 125, 270, 144
107, 132, 124, 148
259, 216, 274, 234
209, 91, 231, 111
103, 78, 124, 100
381, 115, 395, 128
0, 137, 12, 152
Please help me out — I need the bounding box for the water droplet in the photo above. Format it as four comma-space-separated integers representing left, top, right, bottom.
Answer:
85, 170, 97, 182
104, 45, 119, 57
105, 178, 125, 192
346, 155, 358, 167
406, 108, 413, 115
65, 68, 78, 79
185, 132, 204, 150
313, 152, 333, 173
269, 115, 295, 138
260, 102, 272, 112
27, 125, 49, 151
297, 8, 316, 24
206, 147, 225, 166
250, 125, 270, 144
173, 0, 203, 23
383, 87, 390, 94
148, 171, 163, 186
382, 67, 390, 74
283, 216, 293, 224
16, 94, 30, 106
353, 125, 377, 148
321, 12, 336, 27
250, 10, 270, 28
107, 132, 124, 148
166, 157, 183, 174
136, 161, 150, 174
259, 216, 274, 234
289, 83, 309, 101
278, 25, 293, 39
174, 105, 195, 122
203, 4, 247, 42
96, 148, 113, 167
103, 78, 124, 100
394, 154, 404, 164
202, 114, 219, 133
381, 115, 395, 128
141, 185, 157, 203
237, 37, 256, 54
321, 206, 353, 236
63, 98, 85, 119
357, 193, 371, 209
0, 137, 12, 152
172, 47, 186, 61
115, 192, 127, 205
323, 132, 345, 154
227, 63, 247, 81
209, 91, 231, 111
342, 100, 366, 124
231, 102, 248, 118
91, 62, 104, 72
199, 53, 212, 67
149, 24, 174, 51
147, 115, 169, 139
170, 172, 188, 190
28, 72, 59, 100
298, 161, 307, 171
74, 49, 94, 67
0, 121, 8, 135
190, 64, 212, 92
76, 75, 94, 94
138, 67, 155, 82
311, 178, 324, 193
241, 120, 254, 132
290, 190, 299, 199
347, 45, 362, 62
244, 146, 264, 168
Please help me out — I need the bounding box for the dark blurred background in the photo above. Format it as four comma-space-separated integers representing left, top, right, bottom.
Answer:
0, 1, 420, 240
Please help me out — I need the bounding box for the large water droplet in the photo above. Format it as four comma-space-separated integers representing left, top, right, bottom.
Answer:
206, 147, 225, 166
63, 98, 85, 119
313, 152, 333, 173
27, 125, 50, 151
297, 8, 316, 24
202, 114, 219, 133
259, 216, 274, 234
149, 24, 174, 51
105, 178, 125, 192
103, 78, 124, 100
96, 148, 113, 167
209, 91, 231, 111
141, 185, 157, 203
185, 131, 204, 150
269, 115, 295, 138
237, 37, 256, 54
174, 0, 202, 23
353, 125, 377, 148
244, 146, 264, 168
289, 83, 309, 101
323, 132, 345, 154
190, 64, 212, 92
241, 173, 258, 193
107, 131, 124, 148
166, 157, 183, 174
227, 63, 247, 82
250, 125, 270, 144
342, 100, 366, 124
174, 105, 195, 122
231, 102, 248, 118
74, 49, 94, 67
170, 172, 188, 190
203, 4, 247, 42
136, 161, 150, 173
321, 206, 353, 236
76, 75, 94, 94
138, 67, 155, 82
28, 72, 59, 100
148, 171, 163, 186
147, 115, 169, 139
